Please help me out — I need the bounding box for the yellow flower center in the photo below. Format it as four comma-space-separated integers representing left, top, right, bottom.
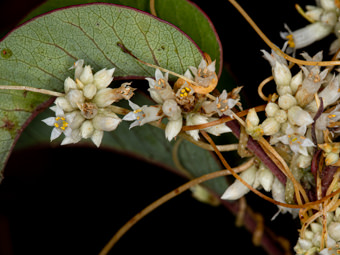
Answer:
179, 86, 191, 97
54, 117, 68, 131
286, 34, 295, 48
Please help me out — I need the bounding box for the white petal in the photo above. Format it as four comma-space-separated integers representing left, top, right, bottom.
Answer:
128, 100, 140, 111
50, 128, 62, 141
42, 117, 56, 126
122, 112, 137, 121
155, 69, 164, 81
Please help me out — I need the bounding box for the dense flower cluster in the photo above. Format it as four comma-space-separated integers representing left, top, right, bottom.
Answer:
43, 58, 239, 146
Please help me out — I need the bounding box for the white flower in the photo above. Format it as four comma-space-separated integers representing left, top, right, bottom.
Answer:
43, 60, 130, 147
189, 58, 217, 88
123, 100, 162, 128
315, 105, 340, 131
281, 22, 333, 53
275, 124, 315, 156
221, 165, 257, 200
214, 90, 238, 117
42, 105, 74, 141
262, 49, 292, 90
146, 69, 174, 104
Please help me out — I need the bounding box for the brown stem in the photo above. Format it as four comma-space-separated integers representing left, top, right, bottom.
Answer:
226, 119, 287, 184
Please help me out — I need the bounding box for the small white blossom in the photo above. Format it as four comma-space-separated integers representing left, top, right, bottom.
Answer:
281, 22, 333, 53
42, 105, 74, 142
275, 124, 314, 156
123, 101, 162, 128
189, 58, 217, 88
146, 69, 174, 104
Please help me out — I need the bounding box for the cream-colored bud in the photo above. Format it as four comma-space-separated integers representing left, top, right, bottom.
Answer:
79, 65, 94, 84
80, 120, 94, 139
290, 71, 303, 95
258, 165, 274, 192
325, 152, 339, 165
67, 111, 85, 130
91, 130, 104, 148
321, 10, 337, 26
320, 0, 337, 10
221, 165, 257, 200
328, 222, 340, 241
261, 117, 280, 136
278, 94, 297, 110
64, 77, 78, 93
277, 85, 292, 96
162, 99, 182, 120
93, 68, 115, 89
274, 109, 287, 123
93, 112, 121, 131
93, 88, 115, 108
165, 118, 182, 141
304, 230, 314, 240
310, 222, 322, 233
287, 106, 313, 126
246, 108, 260, 127
273, 62, 292, 88
83, 84, 97, 100
265, 102, 279, 117
66, 89, 85, 109
297, 238, 313, 251
55, 96, 74, 112
296, 154, 312, 168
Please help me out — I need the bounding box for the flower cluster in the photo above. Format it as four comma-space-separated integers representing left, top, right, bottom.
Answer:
294, 208, 340, 255
42, 60, 135, 147
124, 58, 239, 141
281, 0, 340, 54
43, 57, 240, 146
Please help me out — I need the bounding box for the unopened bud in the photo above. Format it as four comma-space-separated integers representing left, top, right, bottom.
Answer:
278, 94, 297, 110
288, 106, 313, 126
80, 120, 94, 139
261, 117, 280, 136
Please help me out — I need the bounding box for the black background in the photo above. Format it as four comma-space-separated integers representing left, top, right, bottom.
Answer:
0, 0, 322, 254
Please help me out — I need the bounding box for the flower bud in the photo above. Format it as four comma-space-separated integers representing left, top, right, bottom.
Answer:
265, 102, 279, 117
274, 109, 287, 123
273, 61, 292, 88
162, 99, 182, 120
91, 130, 104, 148
257, 165, 274, 192
55, 96, 74, 112
79, 65, 94, 84
221, 165, 257, 200
93, 112, 121, 131
80, 120, 94, 139
325, 152, 339, 166
246, 108, 260, 127
165, 118, 182, 141
186, 113, 208, 140
93, 68, 115, 89
290, 71, 303, 95
66, 89, 85, 109
93, 88, 115, 108
328, 222, 340, 241
66, 111, 85, 130
288, 106, 313, 126
261, 117, 280, 136
64, 77, 78, 93
83, 84, 97, 100
278, 94, 297, 110
296, 154, 312, 168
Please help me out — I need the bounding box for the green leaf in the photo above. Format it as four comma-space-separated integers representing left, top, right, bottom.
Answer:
16, 91, 228, 195
0, 3, 204, 180
20, 0, 222, 75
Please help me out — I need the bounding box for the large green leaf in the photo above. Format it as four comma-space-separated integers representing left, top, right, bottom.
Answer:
0, 3, 205, 180
20, 0, 222, 75
16, 92, 228, 195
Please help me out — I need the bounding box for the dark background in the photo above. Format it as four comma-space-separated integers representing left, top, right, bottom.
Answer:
0, 0, 323, 254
